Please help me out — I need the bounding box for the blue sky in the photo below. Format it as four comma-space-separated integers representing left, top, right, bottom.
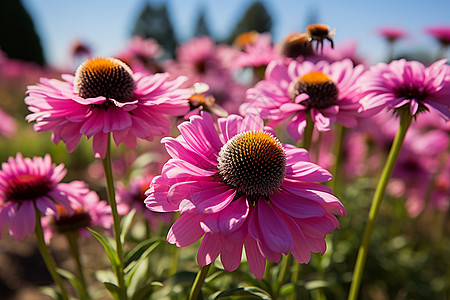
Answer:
22, 0, 450, 68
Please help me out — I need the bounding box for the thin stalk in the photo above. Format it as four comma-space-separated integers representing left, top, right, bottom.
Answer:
274, 254, 292, 299
302, 113, 314, 150
348, 114, 412, 300
329, 125, 346, 197
102, 133, 127, 300
66, 231, 91, 300
34, 206, 69, 300
188, 264, 211, 300
288, 262, 300, 300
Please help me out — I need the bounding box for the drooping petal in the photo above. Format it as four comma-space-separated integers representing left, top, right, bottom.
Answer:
197, 233, 222, 266
167, 213, 204, 247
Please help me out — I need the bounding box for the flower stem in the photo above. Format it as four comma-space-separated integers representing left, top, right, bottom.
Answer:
274, 254, 292, 299
348, 114, 412, 300
65, 231, 91, 300
329, 124, 346, 197
102, 133, 127, 300
34, 206, 69, 300
302, 113, 314, 150
188, 264, 211, 300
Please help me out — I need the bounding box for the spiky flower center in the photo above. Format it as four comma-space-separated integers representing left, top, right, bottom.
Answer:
4, 174, 53, 202
217, 131, 286, 199
74, 57, 135, 103
50, 205, 92, 233
289, 71, 339, 109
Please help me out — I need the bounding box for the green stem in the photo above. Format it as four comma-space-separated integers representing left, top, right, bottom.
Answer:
288, 262, 300, 300
34, 206, 69, 300
329, 125, 346, 197
66, 231, 91, 300
274, 254, 292, 299
348, 114, 412, 300
302, 113, 314, 150
102, 133, 127, 300
188, 264, 211, 300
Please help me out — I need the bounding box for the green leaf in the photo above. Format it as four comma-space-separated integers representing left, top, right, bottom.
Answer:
120, 209, 136, 245
56, 268, 87, 300
279, 283, 295, 296
304, 280, 329, 290
125, 237, 163, 267
125, 240, 162, 287
131, 282, 163, 300
88, 227, 120, 273
103, 281, 121, 300
214, 286, 272, 299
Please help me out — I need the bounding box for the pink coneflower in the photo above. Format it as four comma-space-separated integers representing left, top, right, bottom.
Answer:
376, 26, 407, 43
425, 25, 450, 47
165, 37, 245, 114
25, 57, 191, 158
116, 175, 172, 232
241, 58, 365, 141
359, 59, 450, 120
116, 36, 164, 73
145, 112, 346, 279
42, 189, 112, 242
0, 154, 91, 240
232, 32, 279, 69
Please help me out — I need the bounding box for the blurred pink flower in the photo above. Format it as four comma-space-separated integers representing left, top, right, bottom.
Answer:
232, 32, 279, 69
0, 154, 91, 240
0, 108, 17, 137
116, 36, 164, 73
145, 112, 345, 280
376, 26, 407, 43
359, 59, 450, 120
393, 128, 449, 217
425, 25, 450, 46
116, 175, 172, 231
42, 189, 112, 243
165, 37, 246, 114
242, 58, 365, 141
25, 57, 190, 158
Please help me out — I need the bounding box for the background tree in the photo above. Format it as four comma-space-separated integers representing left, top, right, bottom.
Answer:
222, 1, 273, 44
193, 8, 212, 38
131, 2, 177, 59
0, 0, 45, 65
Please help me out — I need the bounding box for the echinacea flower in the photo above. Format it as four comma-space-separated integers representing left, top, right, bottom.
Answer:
424, 25, 450, 47
145, 112, 346, 279
376, 26, 407, 43
42, 188, 112, 243
359, 59, 450, 120
25, 57, 190, 158
241, 58, 365, 141
0, 153, 92, 240
232, 32, 279, 69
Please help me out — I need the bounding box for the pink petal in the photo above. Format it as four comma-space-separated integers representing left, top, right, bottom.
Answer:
162, 159, 216, 181
144, 176, 179, 212
270, 191, 327, 218
281, 213, 312, 263
285, 161, 333, 182
197, 233, 221, 266
244, 236, 266, 280
9, 201, 35, 240
167, 213, 204, 247
281, 181, 347, 216
218, 114, 243, 142
240, 114, 264, 132
220, 232, 245, 271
